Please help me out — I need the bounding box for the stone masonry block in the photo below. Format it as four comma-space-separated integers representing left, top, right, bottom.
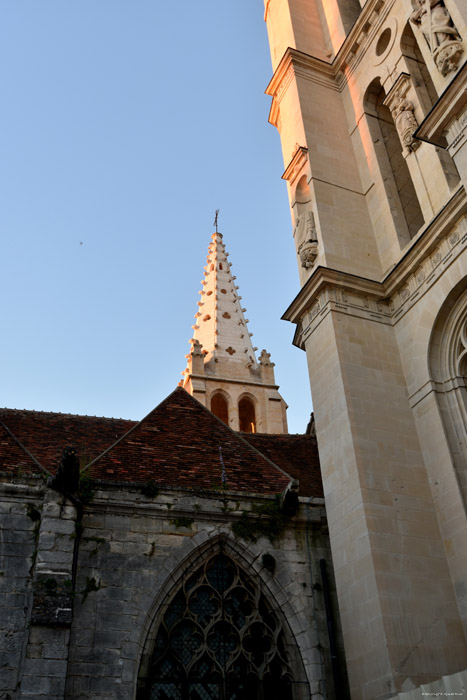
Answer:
42, 501, 61, 518
43, 519, 75, 536
38, 531, 56, 550
61, 505, 77, 519
0, 667, 18, 690
37, 549, 74, 566
2, 529, 35, 545
1, 557, 31, 577
22, 658, 68, 677
4, 514, 36, 531
2, 542, 35, 557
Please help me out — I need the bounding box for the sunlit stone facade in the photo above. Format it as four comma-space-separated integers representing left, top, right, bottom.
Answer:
264, 0, 467, 698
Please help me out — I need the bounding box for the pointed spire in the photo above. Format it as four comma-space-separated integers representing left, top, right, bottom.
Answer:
182, 226, 288, 434
189, 231, 258, 370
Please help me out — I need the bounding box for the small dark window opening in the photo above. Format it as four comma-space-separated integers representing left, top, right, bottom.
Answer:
239, 397, 256, 433
211, 393, 229, 425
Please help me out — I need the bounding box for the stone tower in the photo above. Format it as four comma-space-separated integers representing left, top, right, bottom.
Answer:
264, 0, 467, 699
182, 230, 288, 434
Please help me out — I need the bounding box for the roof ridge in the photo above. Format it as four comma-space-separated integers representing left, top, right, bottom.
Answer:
0, 407, 136, 421
84, 387, 296, 492
82, 386, 186, 472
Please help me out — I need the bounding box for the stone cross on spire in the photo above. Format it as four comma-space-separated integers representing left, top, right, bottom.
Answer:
181, 230, 288, 434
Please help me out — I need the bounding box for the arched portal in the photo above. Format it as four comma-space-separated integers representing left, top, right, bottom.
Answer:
138, 551, 307, 699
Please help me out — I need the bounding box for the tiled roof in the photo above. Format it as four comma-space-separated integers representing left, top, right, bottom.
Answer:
0, 421, 44, 476
0, 408, 135, 474
87, 388, 292, 494
0, 389, 323, 497
243, 433, 323, 498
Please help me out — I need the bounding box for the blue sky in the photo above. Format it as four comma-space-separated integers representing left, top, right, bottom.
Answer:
0, 1, 311, 433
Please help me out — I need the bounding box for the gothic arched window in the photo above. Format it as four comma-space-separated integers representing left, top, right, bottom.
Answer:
144, 553, 295, 700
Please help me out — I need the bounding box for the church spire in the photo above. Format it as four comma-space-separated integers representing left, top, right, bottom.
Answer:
182, 228, 288, 435
191, 231, 258, 369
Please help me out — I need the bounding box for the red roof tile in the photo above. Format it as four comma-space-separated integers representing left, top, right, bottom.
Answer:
243, 433, 323, 498
0, 390, 323, 498
87, 388, 292, 494
0, 421, 44, 476
0, 408, 135, 475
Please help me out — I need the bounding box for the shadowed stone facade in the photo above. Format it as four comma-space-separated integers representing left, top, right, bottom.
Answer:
0, 390, 347, 700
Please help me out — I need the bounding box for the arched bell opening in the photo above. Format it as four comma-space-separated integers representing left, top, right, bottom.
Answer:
137, 546, 310, 700
238, 396, 256, 434
211, 392, 229, 426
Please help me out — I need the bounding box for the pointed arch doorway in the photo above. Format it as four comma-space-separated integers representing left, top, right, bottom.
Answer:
137, 546, 310, 700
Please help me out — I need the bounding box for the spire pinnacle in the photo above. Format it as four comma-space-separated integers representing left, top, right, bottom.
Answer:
186, 231, 258, 371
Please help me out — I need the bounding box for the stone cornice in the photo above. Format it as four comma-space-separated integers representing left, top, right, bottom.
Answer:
282, 146, 309, 184
283, 187, 467, 335
265, 49, 336, 98
414, 61, 467, 146
266, 49, 339, 126
282, 267, 383, 324
265, 0, 396, 106
189, 373, 280, 392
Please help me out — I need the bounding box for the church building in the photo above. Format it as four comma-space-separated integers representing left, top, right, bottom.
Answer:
3, 1, 467, 699
0, 231, 346, 700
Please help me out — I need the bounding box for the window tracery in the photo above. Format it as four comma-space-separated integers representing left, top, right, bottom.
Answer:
146, 553, 294, 700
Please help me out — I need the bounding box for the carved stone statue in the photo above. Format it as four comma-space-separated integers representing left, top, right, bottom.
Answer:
298, 239, 319, 269
50, 446, 80, 494
410, 0, 463, 76
296, 211, 319, 270
390, 92, 420, 154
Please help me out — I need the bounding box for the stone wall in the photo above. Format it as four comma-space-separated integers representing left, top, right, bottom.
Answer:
0, 477, 346, 700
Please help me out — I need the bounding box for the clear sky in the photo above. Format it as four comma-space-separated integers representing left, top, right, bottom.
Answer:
0, 1, 311, 433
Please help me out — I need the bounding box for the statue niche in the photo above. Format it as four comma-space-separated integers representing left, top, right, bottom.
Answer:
410, 0, 463, 76
295, 211, 319, 270
293, 175, 319, 272
383, 75, 420, 156
390, 92, 420, 155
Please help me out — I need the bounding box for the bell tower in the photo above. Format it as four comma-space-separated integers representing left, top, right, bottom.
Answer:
181, 230, 288, 434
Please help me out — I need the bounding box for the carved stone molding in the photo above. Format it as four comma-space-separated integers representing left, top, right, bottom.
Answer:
283, 189, 467, 345
282, 146, 309, 185
415, 63, 467, 147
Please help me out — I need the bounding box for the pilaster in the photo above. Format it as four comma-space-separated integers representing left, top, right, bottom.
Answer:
19, 489, 79, 700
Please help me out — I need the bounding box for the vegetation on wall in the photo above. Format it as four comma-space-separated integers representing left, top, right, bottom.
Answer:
232, 496, 289, 544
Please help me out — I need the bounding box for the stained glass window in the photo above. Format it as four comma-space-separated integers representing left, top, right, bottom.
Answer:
147, 553, 295, 700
